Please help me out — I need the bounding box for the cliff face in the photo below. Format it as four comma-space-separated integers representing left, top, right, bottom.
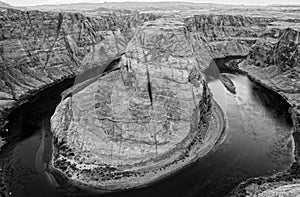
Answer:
50, 18, 225, 191
239, 27, 299, 109
0, 8, 164, 129
248, 27, 299, 71
184, 15, 272, 59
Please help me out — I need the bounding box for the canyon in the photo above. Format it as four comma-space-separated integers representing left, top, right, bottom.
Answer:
0, 1, 299, 196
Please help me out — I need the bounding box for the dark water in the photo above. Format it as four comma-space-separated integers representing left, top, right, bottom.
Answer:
0, 73, 294, 197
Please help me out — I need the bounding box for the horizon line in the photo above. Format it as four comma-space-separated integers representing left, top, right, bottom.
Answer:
4, 0, 300, 7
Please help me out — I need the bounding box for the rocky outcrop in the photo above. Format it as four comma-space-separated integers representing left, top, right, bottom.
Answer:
50, 18, 225, 191
184, 15, 272, 58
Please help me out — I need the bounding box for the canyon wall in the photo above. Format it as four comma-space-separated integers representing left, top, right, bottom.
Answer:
0, 8, 163, 129
0, 8, 276, 129
184, 15, 272, 58
0, 8, 123, 128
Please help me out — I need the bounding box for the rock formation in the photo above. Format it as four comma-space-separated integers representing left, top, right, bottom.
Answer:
50, 18, 225, 190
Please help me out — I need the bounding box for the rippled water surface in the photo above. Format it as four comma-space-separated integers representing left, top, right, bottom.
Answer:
0, 74, 294, 197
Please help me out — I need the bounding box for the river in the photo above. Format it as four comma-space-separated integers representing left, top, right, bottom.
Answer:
0, 71, 294, 197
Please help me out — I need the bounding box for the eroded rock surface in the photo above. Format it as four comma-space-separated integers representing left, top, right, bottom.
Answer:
50, 18, 225, 190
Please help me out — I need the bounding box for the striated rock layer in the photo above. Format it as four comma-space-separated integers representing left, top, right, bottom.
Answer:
50, 18, 225, 190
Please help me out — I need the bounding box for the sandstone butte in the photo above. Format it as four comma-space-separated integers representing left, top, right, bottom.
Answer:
0, 5, 299, 196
